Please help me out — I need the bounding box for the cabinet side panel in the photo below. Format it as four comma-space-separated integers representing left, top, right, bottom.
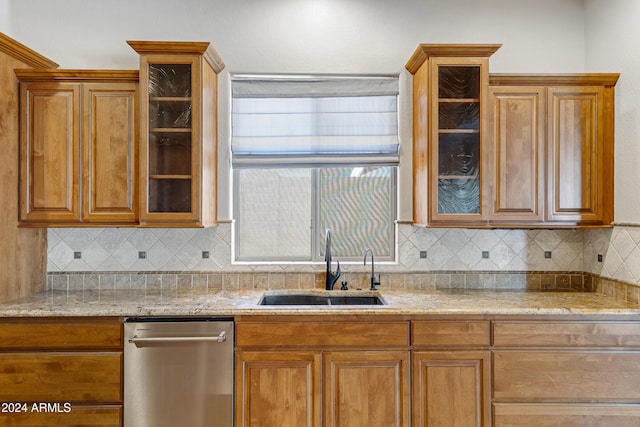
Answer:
412, 63, 431, 226
200, 61, 218, 226
0, 51, 46, 303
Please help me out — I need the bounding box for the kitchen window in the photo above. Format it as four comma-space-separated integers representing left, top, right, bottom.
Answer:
231, 74, 399, 262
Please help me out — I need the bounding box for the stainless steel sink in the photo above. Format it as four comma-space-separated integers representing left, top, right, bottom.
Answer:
328, 296, 384, 305
259, 294, 330, 305
258, 292, 385, 306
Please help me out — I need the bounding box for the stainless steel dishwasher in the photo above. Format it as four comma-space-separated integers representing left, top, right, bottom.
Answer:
124, 318, 234, 427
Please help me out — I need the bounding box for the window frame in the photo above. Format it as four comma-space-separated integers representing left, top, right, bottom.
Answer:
231, 74, 400, 264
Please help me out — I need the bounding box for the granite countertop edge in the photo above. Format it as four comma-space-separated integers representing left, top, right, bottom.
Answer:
1, 288, 639, 318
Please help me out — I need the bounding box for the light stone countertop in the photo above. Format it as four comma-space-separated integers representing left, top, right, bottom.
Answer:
0, 288, 639, 318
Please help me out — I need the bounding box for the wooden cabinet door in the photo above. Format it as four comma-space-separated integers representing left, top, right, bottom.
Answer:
428, 57, 490, 225
324, 351, 410, 427
488, 86, 545, 223
547, 86, 605, 223
235, 351, 321, 427
19, 82, 80, 223
413, 351, 490, 427
82, 83, 138, 223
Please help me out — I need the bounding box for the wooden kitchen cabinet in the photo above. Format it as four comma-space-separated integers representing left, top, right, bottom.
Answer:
546, 84, 613, 224
487, 86, 546, 223
488, 75, 618, 227
0, 318, 123, 427
413, 351, 490, 427
324, 351, 410, 427
407, 43, 619, 228
492, 319, 640, 426
128, 41, 224, 227
17, 70, 138, 226
235, 351, 321, 427
411, 321, 491, 427
405, 44, 501, 226
235, 318, 410, 427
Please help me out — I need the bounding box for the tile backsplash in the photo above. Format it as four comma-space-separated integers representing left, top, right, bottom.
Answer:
46, 223, 640, 300
48, 224, 585, 273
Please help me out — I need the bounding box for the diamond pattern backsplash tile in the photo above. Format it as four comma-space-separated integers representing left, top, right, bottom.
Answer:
584, 226, 640, 286
48, 223, 586, 273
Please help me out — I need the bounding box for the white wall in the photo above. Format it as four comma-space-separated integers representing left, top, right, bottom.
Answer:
3, 0, 588, 221
586, 0, 640, 224
4, 0, 585, 73
0, 1, 8, 33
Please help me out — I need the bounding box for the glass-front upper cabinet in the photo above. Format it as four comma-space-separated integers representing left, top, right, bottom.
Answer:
436, 63, 481, 215
128, 41, 224, 227
405, 45, 500, 226
147, 62, 193, 214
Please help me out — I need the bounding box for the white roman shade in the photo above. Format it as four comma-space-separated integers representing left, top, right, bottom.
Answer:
231, 75, 399, 166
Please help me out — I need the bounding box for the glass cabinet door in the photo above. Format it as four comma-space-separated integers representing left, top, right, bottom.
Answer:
146, 62, 193, 213
429, 57, 488, 224
436, 65, 481, 214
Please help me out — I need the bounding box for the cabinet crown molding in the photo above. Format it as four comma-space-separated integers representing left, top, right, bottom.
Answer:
127, 40, 225, 73
14, 69, 139, 82
405, 43, 502, 74
489, 73, 620, 87
0, 32, 59, 69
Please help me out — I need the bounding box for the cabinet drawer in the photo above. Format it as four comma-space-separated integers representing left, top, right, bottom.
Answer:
0, 405, 122, 427
493, 321, 640, 347
236, 321, 409, 347
493, 403, 640, 427
0, 352, 122, 402
494, 350, 640, 400
0, 322, 122, 349
412, 321, 490, 347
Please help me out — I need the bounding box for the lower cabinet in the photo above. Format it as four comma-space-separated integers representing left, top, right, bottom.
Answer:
413, 351, 491, 427
235, 318, 410, 427
323, 351, 410, 427
235, 351, 321, 427
0, 319, 123, 427
235, 349, 409, 427
492, 320, 640, 427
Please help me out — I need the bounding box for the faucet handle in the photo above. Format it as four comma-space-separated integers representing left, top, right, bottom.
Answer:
370, 274, 381, 291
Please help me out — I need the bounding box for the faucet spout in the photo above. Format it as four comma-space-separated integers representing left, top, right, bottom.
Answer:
325, 229, 341, 290
364, 248, 380, 291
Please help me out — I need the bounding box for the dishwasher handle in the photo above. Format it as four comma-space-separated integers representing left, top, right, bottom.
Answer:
128, 331, 227, 345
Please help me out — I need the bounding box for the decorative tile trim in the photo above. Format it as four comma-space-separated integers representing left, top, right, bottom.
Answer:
591, 274, 640, 305
47, 271, 590, 292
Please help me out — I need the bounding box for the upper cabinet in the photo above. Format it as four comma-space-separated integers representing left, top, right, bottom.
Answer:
406, 44, 501, 226
17, 70, 139, 226
489, 75, 618, 227
406, 44, 619, 228
128, 41, 225, 227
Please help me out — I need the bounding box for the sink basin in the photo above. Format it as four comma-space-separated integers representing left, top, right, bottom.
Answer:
259, 294, 330, 305
328, 296, 384, 305
258, 293, 385, 306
